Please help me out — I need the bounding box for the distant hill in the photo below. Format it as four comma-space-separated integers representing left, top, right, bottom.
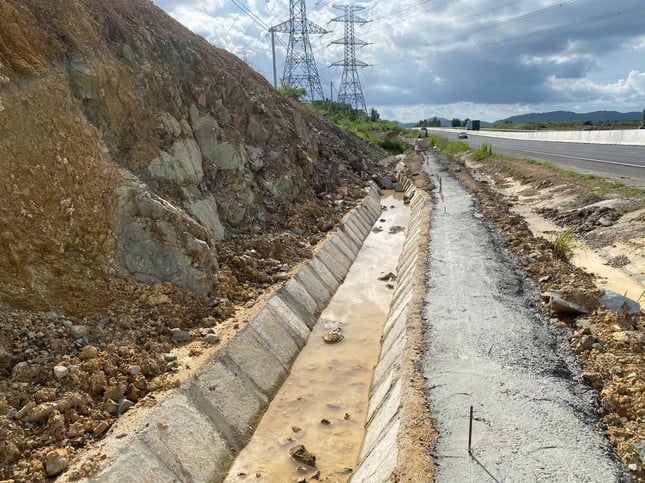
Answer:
493, 110, 642, 125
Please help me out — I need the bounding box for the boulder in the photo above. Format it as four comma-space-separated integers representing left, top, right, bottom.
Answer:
549, 291, 588, 315
599, 291, 641, 317
111, 183, 218, 294
147, 139, 204, 184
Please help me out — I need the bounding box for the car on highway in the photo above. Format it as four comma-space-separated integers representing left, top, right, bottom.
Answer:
457, 132, 468, 139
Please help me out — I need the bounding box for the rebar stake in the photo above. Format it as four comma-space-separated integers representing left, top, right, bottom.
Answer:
468, 405, 474, 455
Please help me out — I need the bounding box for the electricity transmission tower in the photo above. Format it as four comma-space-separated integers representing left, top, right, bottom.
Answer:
330, 5, 369, 112
271, 1, 329, 101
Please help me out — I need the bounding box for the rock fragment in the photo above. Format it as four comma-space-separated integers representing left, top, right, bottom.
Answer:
44, 448, 68, 477
171, 328, 191, 343
289, 444, 317, 467
53, 365, 69, 379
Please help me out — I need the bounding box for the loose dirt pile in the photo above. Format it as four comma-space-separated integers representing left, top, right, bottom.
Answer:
406, 150, 644, 482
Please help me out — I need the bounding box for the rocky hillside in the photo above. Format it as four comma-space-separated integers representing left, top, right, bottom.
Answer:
0, 1, 390, 479
0, 0, 384, 314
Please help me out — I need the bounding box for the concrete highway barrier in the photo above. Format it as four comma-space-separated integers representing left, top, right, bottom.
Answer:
426, 127, 645, 146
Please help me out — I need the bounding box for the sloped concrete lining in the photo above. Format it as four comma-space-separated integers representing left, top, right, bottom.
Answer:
60, 184, 382, 483
352, 173, 436, 482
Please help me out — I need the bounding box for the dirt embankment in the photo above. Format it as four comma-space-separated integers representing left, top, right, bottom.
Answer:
0, 0, 397, 480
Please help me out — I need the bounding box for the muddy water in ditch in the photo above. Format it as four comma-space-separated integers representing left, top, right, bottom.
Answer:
225, 194, 409, 482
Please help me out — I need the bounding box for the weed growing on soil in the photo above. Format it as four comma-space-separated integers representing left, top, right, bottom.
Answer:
552, 227, 576, 261
473, 142, 493, 160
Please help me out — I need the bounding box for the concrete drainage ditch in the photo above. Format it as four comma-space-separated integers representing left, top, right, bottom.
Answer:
61, 171, 435, 482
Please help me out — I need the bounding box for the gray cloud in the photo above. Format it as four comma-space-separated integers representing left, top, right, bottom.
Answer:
154, 0, 645, 121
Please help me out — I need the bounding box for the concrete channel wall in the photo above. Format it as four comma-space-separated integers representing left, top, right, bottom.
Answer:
351, 172, 435, 482
61, 185, 383, 482
426, 127, 645, 146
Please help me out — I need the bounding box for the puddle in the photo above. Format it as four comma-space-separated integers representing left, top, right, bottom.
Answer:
225, 193, 410, 482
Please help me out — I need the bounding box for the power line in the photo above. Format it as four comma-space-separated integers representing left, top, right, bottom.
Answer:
370, 0, 436, 21
231, 0, 269, 30
459, 0, 522, 22
366, 0, 584, 48
467, 0, 583, 36
476, 4, 645, 49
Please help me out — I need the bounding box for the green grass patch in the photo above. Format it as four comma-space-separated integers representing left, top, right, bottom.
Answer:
378, 138, 407, 154
443, 141, 470, 154
493, 155, 644, 199
306, 101, 411, 154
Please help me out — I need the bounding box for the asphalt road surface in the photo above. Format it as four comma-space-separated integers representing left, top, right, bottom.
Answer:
441, 131, 645, 187
421, 152, 630, 482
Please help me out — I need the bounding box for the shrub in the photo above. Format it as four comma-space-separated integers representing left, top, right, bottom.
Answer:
444, 141, 470, 154
379, 138, 406, 154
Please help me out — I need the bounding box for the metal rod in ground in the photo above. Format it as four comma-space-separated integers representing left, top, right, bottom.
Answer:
468, 405, 473, 455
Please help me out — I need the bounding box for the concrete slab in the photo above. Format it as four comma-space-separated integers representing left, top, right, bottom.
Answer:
339, 222, 363, 253
281, 278, 319, 326
351, 420, 400, 483
361, 379, 403, 457
345, 212, 370, 240
225, 326, 288, 396
188, 358, 267, 451
382, 296, 410, 341
265, 295, 311, 347
138, 392, 234, 482
88, 438, 175, 483
366, 370, 394, 422
294, 263, 333, 311
308, 256, 341, 292
249, 306, 301, 368
372, 330, 405, 389
329, 231, 359, 260
315, 242, 351, 277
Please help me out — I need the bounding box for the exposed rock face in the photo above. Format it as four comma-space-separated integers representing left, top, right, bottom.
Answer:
0, 0, 383, 310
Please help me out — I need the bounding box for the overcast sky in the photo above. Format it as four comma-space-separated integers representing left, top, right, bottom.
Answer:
151, 0, 645, 123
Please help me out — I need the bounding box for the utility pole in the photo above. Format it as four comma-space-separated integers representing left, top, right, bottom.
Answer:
271, 1, 329, 101
330, 5, 369, 112
270, 27, 278, 89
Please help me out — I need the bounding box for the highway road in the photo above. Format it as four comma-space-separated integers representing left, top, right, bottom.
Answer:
440, 131, 645, 187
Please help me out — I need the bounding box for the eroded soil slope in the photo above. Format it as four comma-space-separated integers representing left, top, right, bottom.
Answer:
0, 0, 394, 480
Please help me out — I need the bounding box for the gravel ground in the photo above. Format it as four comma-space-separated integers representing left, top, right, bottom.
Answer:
421, 152, 631, 482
